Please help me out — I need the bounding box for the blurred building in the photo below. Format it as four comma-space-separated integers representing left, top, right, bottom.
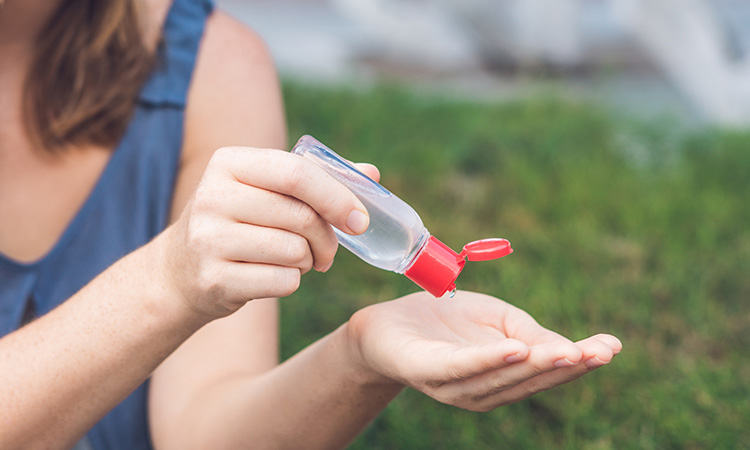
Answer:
217, 0, 750, 127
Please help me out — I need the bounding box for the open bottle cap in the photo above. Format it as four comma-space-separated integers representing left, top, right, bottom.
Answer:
404, 237, 513, 297
459, 238, 513, 261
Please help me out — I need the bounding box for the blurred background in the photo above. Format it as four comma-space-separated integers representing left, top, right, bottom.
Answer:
220, 0, 750, 126
218, 0, 750, 448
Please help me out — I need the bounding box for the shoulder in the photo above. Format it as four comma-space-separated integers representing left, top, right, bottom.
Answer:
198, 11, 276, 79
170, 10, 287, 218
186, 10, 286, 150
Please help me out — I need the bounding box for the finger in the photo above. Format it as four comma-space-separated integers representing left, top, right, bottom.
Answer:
354, 163, 380, 183
438, 338, 582, 401
403, 339, 530, 387
217, 223, 314, 273
476, 365, 590, 410
576, 335, 616, 369
212, 147, 370, 235
201, 262, 302, 312
215, 185, 338, 271
475, 337, 618, 409
587, 333, 623, 355
496, 302, 573, 346
447, 292, 570, 346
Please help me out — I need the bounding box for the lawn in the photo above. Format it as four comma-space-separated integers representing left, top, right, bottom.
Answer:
281, 82, 750, 449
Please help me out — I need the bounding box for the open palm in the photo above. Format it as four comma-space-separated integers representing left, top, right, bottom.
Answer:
348, 290, 621, 411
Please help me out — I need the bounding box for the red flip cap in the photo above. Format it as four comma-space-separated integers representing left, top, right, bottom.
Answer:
404, 237, 513, 297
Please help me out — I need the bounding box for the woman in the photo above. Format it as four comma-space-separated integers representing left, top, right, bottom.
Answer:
0, 0, 622, 449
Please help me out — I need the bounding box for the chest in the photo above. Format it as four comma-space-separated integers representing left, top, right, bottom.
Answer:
0, 142, 111, 263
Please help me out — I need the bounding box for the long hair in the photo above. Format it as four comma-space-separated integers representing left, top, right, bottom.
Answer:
23, 0, 156, 152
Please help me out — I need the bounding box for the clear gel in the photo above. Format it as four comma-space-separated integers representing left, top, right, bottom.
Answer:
291, 135, 513, 297
292, 135, 429, 274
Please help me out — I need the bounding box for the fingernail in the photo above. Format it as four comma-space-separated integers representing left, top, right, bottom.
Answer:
319, 260, 334, 273
584, 356, 607, 368
554, 358, 576, 368
505, 353, 525, 364
346, 209, 369, 234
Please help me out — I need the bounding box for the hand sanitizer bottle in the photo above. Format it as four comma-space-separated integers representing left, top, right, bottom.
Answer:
292, 135, 513, 297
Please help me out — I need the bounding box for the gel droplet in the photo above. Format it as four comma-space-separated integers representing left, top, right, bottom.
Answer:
448, 288, 457, 298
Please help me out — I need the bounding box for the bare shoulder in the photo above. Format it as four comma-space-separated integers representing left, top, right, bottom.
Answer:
186, 10, 286, 150
172, 10, 287, 218
195, 11, 278, 86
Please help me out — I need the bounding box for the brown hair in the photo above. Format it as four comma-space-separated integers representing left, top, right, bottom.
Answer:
23, 0, 156, 152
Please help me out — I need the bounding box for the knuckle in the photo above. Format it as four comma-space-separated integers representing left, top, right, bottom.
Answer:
284, 237, 310, 265
470, 402, 495, 413
423, 378, 448, 390
439, 390, 471, 408
185, 219, 213, 254
481, 369, 532, 399
442, 392, 493, 412
466, 390, 513, 411
191, 182, 224, 215
207, 147, 250, 183
294, 202, 321, 232
523, 378, 552, 396
275, 268, 301, 298
443, 362, 466, 383
441, 347, 481, 382
320, 241, 338, 266
282, 157, 308, 194
314, 193, 343, 221
298, 254, 314, 274
211, 146, 237, 164
484, 379, 511, 397
190, 186, 210, 211
526, 358, 548, 377
195, 264, 226, 298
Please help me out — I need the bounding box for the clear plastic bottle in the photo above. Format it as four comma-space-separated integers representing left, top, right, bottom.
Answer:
292, 135, 513, 297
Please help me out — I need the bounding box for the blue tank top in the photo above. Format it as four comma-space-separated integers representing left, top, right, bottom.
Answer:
0, 0, 213, 448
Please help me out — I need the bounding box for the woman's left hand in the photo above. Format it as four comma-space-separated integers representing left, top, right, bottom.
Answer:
345, 290, 622, 411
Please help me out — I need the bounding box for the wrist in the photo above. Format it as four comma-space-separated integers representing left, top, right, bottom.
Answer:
140, 229, 213, 330
334, 320, 403, 390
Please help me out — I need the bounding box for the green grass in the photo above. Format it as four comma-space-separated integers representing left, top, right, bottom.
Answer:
281, 82, 750, 449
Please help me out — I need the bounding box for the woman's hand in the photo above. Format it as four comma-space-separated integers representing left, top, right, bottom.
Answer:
155, 146, 378, 319
346, 291, 622, 411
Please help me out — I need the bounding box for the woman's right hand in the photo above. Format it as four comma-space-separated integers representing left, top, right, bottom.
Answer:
154, 146, 373, 319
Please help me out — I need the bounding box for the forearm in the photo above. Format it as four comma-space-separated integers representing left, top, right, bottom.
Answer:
157, 324, 404, 450
0, 236, 207, 449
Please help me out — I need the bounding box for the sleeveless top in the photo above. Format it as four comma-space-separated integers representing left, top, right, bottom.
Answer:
0, 0, 213, 448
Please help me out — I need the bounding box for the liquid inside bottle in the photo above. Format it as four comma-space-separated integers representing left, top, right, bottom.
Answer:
292, 135, 430, 273
291, 135, 513, 297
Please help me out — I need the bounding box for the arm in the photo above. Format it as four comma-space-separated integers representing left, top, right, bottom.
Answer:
149, 12, 403, 449
0, 12, 369, 449
148, 13, 622, 450
0, 242, 206, 450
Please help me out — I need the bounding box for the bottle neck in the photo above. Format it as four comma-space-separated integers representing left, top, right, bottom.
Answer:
395, 229, 431, 274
